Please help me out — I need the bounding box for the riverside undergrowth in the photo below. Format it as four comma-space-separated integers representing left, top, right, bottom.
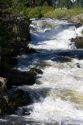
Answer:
10, 6, 83, 23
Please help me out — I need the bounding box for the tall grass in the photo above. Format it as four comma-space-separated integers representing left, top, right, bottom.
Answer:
10, 6, 83, 21
44, 7, 83, 19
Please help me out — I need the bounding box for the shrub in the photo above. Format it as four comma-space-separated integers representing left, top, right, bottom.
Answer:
28, 7, 42, 18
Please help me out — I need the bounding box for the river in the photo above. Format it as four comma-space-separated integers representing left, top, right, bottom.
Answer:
1, 18, 83, 125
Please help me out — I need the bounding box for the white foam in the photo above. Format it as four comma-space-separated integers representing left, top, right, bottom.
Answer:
30, 19, 83, 50
18, 19, 83, 124
26, 98, 83, 123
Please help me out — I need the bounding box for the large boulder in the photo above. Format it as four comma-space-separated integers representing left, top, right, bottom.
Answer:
5, 69, 36, 89
52, 56, 72, 63
2, 68, 43, 89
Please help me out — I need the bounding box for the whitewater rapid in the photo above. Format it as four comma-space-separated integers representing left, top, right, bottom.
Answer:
29, 18, 83, 124
3, 18, 83, 125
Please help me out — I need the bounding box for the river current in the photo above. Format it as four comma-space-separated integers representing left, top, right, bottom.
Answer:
1, 18, 83, 125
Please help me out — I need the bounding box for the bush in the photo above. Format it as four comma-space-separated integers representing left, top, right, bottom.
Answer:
41, 6, 53, 17
10, 5, 83, 21
28, 7, 42, 18
44, 8, 67, 18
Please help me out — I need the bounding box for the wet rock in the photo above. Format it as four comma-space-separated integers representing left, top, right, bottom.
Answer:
76, 63, 80, 68
0, 88, 33, 115
1, 68, 42, 89
26, 47, 37, 54
71, 37, 83, 48
37, 61, 51, 68
30, 68, 43, 75
36, 79, 42, 85
0, 95, 12, 115
8, 89, 33, 111
52, 56, 71, 63
5, 69, 36, 89
1, 55, 17, 76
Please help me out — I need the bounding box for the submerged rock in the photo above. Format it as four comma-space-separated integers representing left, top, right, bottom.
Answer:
30, 68, 43, 74
37, 61, 51, 68
52, 56, 72, 63
8, 89, 33, 111
76, 63, 80, 68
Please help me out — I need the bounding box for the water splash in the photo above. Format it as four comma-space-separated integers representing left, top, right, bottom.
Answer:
16, 18, 83, 125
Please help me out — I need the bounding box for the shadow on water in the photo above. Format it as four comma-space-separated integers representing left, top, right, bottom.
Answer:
24, 87, 51, 102
0, 117, 58, 125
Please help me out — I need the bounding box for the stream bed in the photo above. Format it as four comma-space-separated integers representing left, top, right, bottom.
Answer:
1, 18, 83, 125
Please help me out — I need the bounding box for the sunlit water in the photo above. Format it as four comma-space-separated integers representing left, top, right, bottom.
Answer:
1, 18, 83, 125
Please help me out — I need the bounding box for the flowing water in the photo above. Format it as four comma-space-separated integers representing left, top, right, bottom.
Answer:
1, 18, 83, 125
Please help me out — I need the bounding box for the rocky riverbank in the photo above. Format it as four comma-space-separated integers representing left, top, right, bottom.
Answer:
0, 2, 42, 116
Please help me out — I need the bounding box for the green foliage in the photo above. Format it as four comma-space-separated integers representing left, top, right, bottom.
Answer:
41, 6, 53, 16
10, 4, 83, 21
44, 8, 67, 18
43, 7, 83, 19
8, 0, 83, 19
28, 7, 42, 18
